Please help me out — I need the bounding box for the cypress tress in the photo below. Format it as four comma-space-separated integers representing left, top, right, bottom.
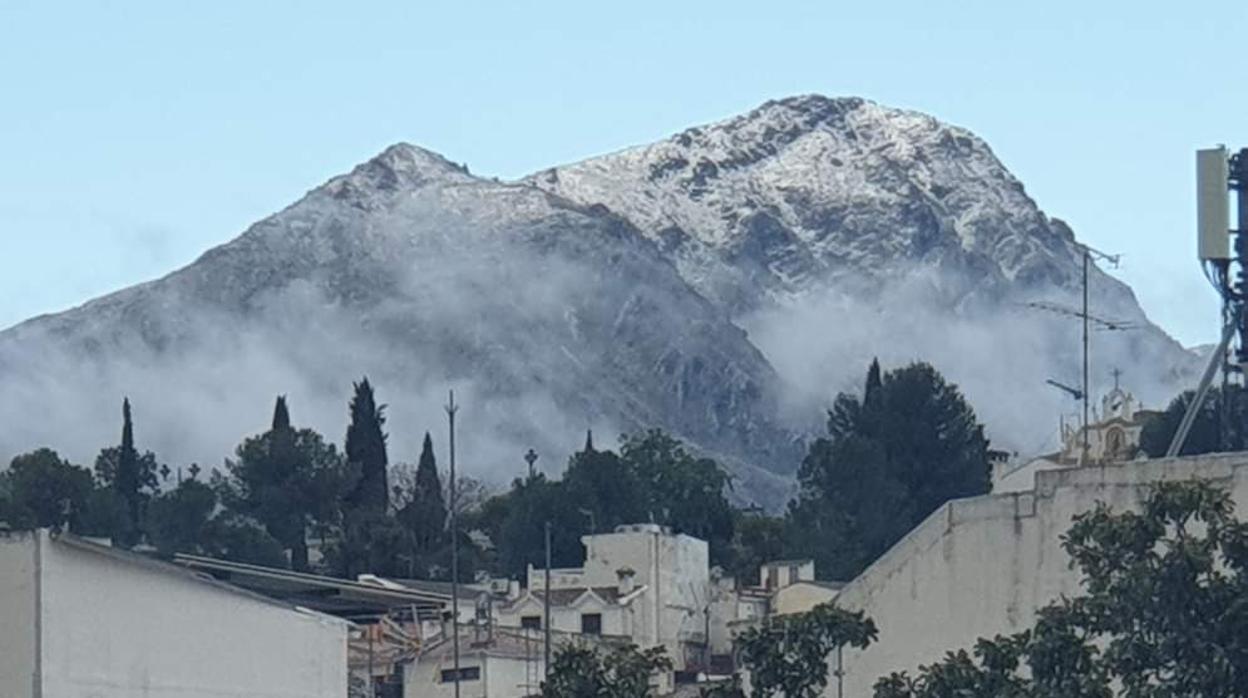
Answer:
345, 378, 389, 512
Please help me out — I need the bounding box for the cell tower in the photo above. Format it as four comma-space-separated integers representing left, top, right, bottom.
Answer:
1169, 146, 1248, 456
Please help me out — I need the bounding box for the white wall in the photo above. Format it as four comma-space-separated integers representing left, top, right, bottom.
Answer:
405, 650, 542, 698
37, 533, 348, 698
832, 453, 1248, 696
496, 593, 630, 637
0, 531, 38, 698
580, 527, 709, 668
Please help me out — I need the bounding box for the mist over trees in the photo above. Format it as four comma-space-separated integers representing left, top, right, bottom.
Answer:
5, 357, 1177, 595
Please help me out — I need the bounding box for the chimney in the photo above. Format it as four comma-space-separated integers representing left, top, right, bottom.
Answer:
617, 566, 636, 595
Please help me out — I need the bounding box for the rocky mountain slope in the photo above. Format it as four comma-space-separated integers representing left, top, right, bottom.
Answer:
0, 96, 1200, 507
527, 96, 1199, 446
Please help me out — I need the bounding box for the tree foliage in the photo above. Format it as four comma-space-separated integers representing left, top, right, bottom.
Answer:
788, 360, 991, 579
874, 481, 1248, 697
94, 398, 162, 547
476, 429, 737, 579
542, 643, 672, 698
1140, 386, 1248, 458
218, 396, 354, 570
736, 603, 878, 698
344, 377, 388, 513
0, 448, 96, 532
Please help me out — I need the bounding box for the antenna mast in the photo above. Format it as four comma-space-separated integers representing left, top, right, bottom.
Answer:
1171, 146, 1248, 456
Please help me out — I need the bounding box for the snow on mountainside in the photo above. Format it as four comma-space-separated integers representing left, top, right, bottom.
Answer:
526, 95, 1078, 310
526, 96, 1199, 449
0, 95, 1201, 508
0, 144, 799, 505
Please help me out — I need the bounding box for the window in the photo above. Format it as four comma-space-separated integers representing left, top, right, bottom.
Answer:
581, 613, 602, 635
440, 666, 481, 682
521, 615, 541, 630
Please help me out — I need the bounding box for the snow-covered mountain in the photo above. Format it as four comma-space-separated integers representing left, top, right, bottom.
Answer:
0, 96, 1200, 507
527, 96, 1199, 448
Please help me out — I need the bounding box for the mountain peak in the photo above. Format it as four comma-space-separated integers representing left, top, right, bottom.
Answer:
322, 143, 475, 201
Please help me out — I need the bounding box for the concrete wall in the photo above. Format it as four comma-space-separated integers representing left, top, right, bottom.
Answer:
0, 531, 38, 698
832, 453, 1248, 696
37, 533, 348, 698
405, 650, 542, 698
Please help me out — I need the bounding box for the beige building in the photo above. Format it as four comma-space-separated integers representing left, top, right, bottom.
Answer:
994, 382, 1158, 493
831, 451, 1248, 696
0, 530, 349, 698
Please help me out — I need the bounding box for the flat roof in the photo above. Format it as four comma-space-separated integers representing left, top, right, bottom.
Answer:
175, 553, 452, 620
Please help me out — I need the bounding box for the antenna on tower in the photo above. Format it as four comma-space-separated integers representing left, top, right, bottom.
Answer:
1171, 146, 1248, 456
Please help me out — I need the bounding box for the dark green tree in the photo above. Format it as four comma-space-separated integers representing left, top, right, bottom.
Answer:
542, 643, 672, 698
1139, 386, 1247, 457
145, 479, 219, 556
397, 432, 447, 555
562, 444, 647, 534
344, 378, 388, 513
620, 429, 736, 562
325, 508, 411, 578
0, 448, 96, 532
477, 474, 585, 578
201, 511, 289, 568
728, 511, 789, 584
95, 398, 161, 547
874, 481, 1248, 697
733, 602, 878, 698
787, 361, 991, 579
219, 396, 353, 570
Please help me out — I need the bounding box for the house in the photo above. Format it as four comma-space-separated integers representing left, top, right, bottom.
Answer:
521, 524, 711, 680
0, 529, 349, 698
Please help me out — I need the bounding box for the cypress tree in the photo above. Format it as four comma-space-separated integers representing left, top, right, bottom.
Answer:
115, 398, 142, 546
273, 395, 291, 431
584, 429, 595, 454
345, 378, 388, 512
400, 432, 446, 554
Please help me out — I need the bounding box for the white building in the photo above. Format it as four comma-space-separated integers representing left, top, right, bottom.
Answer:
831, 451, 1248, 696
403, 524, 713, 697
0, 529, 349, 698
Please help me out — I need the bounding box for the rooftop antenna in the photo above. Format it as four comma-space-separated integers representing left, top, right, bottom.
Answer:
1024, 243, 1126, 464
1171, 146, 1248, 456
1045, 378, 1084, 401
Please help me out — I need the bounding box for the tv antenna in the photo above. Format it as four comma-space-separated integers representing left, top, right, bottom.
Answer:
1023, 243, 1127, 464
1045, 378, 1084, 401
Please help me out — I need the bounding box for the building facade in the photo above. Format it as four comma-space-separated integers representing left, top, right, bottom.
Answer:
0, 530, 348, 698
832, 451, 1248, 696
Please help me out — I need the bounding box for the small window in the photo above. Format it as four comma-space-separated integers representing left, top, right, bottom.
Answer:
440, 666, 481, 682
521, 615, 541, 630
581, 613, 602, 635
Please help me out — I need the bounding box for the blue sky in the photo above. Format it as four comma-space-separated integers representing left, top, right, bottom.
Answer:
1, 0, 1244, 347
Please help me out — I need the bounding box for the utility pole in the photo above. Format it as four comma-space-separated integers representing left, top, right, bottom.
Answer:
445, 390, 461, 698
1082, 248, 1090, 464
1023, 244, 1124, 465
543, 520, 552, 680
